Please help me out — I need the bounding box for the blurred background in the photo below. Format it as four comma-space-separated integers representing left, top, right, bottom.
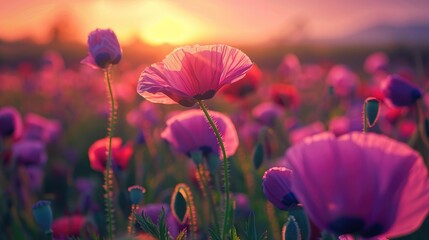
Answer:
1, 0, 429, 69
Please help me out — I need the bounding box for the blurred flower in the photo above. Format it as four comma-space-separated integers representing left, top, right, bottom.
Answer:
233, 193, 251, 218
126, 101, 161, 129
23, 113, 61, 143
277, 53, 301, 77
364, 52, 389, 75
161, 109, 238, 158
288, 122, 325, 145
220, 64, 262, 100
262, 167, 298, 211
128, 185, 146, 205
326, 65, 358, 97
252, 102, 284, 127
0, 106, 23, 141
81, 29, 122, 69
285, 132, 429, 238
381, 75, 422, 108
270, 83, 300, 109
398, 119, 416, 140
88, 137, 133, 172
52, 215, 91, 239
32, 200, 53, 233
12, 139, 47, 166
137, 44, 253, 107
24, 166, 44, 191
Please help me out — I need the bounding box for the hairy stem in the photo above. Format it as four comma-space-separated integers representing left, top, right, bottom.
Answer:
197, 100, 231, 239
104, 68, 115, 240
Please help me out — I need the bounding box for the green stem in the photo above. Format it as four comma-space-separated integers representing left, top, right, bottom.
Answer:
197, 100, 231, 239
196, 163, 220, 233
104, 68, 115, 240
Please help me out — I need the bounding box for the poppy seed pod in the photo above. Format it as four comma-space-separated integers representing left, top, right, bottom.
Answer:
32, 200, 53, 233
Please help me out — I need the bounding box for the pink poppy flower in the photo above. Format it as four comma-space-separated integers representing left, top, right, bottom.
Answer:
88, 137, 133, 172
137, 44, 253, 107
277, 53, 301, 77
161, 109, 238, 158
220, 64, 262, 101
81, 29, 122, 69
0, 106, 23, 141
285, 132, 429, 238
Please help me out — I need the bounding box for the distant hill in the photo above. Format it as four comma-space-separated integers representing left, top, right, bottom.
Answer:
314, 22, 429, 45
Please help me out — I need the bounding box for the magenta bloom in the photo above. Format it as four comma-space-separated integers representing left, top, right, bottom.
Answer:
288, 121, 325, 145
326, 65, 358, 96
262, 167, 298, 210
81, 29, 122, 69
0, 106, 23, 141
285, 132, 429, 238
161, 109, 238, 158
381, 75, 422, 108
137, 44, 253, 107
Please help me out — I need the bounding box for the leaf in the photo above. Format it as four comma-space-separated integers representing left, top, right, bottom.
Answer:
230, 226, 240, 240
158, 208, 170, 240
258, 231, 268, 240
135, 213, 160, 239
209, 227, 222, 240
246, 212, 258, 240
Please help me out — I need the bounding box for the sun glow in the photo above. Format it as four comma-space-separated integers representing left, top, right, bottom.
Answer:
137, 2, 207, 45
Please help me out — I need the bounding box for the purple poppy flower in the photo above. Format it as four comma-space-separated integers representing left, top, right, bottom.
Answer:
12, 139, 47, 166
381, 75, 422, 108
81, 29, 122, 69
285, 132, 429, 238
137, 44, 253, 107
23, 113, 61, 143
0, 106, 23, 141
252, 102, 284, 127
161, 109, 239, 158
262, 167, 298, 211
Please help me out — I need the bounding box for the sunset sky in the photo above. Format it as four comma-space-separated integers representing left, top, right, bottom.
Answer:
1, 0, 429, 46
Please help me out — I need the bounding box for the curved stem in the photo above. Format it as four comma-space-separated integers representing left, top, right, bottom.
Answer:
104, 68, 115, 240
196, 163, 220, 233
197, 100, 230, 239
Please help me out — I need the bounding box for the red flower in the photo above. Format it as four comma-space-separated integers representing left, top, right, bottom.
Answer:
220, 64, 262, 101
270, 83, 299, 109
88, 137, 133, 172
